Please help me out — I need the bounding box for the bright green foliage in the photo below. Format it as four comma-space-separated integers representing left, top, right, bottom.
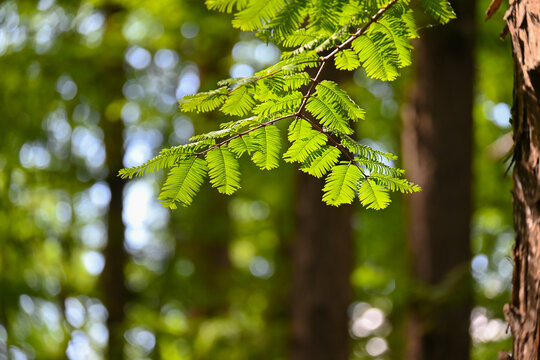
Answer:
322, 162, 363, 206
352, 32, 400, 81
222, 85, 256, 116
308, 0, 348, 32
305, 96, 354, 135
356, 157, 404, 178
335, 49, 361, 70
421, 0, 456, 24
336, 131, 397, 163
229, 135, 257, 156
283, 128, 327, 163
250, 125, 282, 170
206, 148, 242, 194
158, 157, 208, 208
315, 81, 365, 121
372, 17, 413, 67
370, 173, 422, 193
118, 150, 179, 179
121, 0, 456, 209
283, 72, 311, 90
180, 87, 229, 113
281, 29, 322, 47
288, 119, 313, 141
358, 178, 391, 210
300, 146, 341, 178
232, 0, 286, 31
254, 92, 303, 116
260, 0, 308, 40
206, 0, 250, 12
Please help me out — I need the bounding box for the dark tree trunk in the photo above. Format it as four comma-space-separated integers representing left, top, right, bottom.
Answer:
290, 172, 353, 360
503, 1, 540, 359
401, 0, 476, 359
98, 16, 129, 354
101, 117, 129, 360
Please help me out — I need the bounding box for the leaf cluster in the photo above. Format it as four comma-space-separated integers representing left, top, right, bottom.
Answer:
120, 0, 455, 209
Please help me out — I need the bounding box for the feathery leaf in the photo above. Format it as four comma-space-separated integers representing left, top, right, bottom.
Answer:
300, 146, 341, 178
352, 32, 399, 81
283, 129, 327, 163
250, 125, 282, 170
283, 72, 310, 90
358, 178, 390, 210
308, 0, 347, 32
333, 131, 397, 163
281, 28, 323, 47
206, 0, 249, 12
322, 162, 363, 206
206, 148, 242, 194
222, 85, 256, 116
306, 96, 353, 134
315, 81, 365, 121
356, 157, 404, 177
288, 119, 312, 141
254, 91, 303, 116
190, 127, 236, 142
232, 0, 286, 31
179, 87, 228, 113
335, 49, 361, 70
229, 135, 258, 157
158, 157, 208, 209
421, 0, 456, 24
369, 173, 421, 193
259, 0, 308, 42
119, 152, 177, 179
371, 16, 413, 67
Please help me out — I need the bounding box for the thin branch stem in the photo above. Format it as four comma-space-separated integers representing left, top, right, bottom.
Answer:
193, 113, 296, 156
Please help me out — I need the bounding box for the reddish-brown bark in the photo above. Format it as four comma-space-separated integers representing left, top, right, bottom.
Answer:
503, 1, 540, 359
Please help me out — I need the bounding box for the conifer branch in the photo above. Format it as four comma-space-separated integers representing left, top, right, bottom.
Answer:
193, 113, 296, 156
200, 1, 400, 164
119, 0, 448, 208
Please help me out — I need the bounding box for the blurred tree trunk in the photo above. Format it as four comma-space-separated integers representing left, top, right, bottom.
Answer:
291, 66, 353, 360
401, 0, 476, 359
291, 173, 352, 360
100, 11, 129, 357
190, 195, 232, 316
102, 116, 128, 360
503, 1, 540, 359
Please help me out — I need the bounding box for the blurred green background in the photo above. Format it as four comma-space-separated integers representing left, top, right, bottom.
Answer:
0, 0, 514, 359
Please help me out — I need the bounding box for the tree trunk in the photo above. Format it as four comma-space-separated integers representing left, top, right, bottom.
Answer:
290, 169, 353, 360
401, 0, 476, 359
503, 1, 540, 359
101, 117, 129, 360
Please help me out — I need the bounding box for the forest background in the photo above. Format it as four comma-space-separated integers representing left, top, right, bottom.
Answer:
0, 0, 515, 359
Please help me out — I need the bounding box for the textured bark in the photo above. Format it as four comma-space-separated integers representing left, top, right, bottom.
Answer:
290, 173, 353, 360
401, 0, 476, 359
504, 1, 540, 359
